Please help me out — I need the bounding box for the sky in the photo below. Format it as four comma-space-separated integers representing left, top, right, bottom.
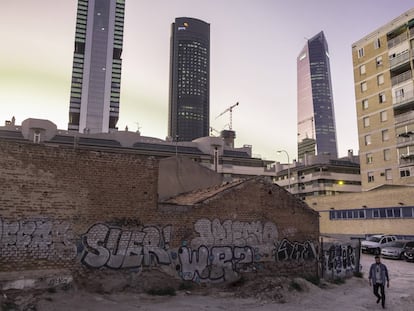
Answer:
1, 1, 414, 162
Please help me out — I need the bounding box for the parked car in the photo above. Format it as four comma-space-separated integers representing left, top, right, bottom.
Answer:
404, 245, 414, 262
381, 240, 414, 259
361, 235, 397, 255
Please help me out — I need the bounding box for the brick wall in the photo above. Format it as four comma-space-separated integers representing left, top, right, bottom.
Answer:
0, 140, 320, 285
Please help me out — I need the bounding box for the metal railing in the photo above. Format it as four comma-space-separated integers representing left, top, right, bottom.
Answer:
391, 70, 412, 86
395, 110, 414, 124
393, 88, 414, 106
388, 32, 408, 48
389, 51, 410, 68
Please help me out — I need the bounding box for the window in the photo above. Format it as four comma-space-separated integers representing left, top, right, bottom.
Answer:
402, 207, 413, 217
376, 56, 383, 66
366, 153, 373, 164
33, 131, 41, 144
400, 169, 411, 178
377, 74, 384, 85
385, 169, 392, 180
361, 82, 367, 92
374, 38, 381, 49
379, 92, 386, 103
382, 129, 389, 141
362, 99, 369, 110
384, 149, 391, 161
380, 110, 388, 122
363, 116, 370, 127
395, 88, 405, 101
358, 48, 364, 58
360, 65, 366, 75
368, 172, 375, 183
365, 135, 371, 145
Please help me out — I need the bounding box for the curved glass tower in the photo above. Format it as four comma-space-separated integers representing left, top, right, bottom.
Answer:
168, 17, 210, 142
297, 31, 338, 160
68, 0, 125, 134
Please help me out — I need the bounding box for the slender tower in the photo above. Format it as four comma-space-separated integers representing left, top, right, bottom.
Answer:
168, 17, 210, 141
297, 31, 338, 161
68, 0, 125, 133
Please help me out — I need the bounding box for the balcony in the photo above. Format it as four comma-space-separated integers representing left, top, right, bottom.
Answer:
395, 110, 414, 124
388, 32, 408, 49
391, 70, 412, 86
393, 88, 414, 108
389, 51, 410, 69
397, 132, 414, 147
400, 154, 414, 166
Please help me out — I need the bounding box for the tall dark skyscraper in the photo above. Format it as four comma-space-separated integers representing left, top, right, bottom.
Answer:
297, 31, 338, 160
68, 0, 125, 134
168, 17, 210, 141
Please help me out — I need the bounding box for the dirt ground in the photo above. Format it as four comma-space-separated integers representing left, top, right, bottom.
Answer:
4, 254, 414, 311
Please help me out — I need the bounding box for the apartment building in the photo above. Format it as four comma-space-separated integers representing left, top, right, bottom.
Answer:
352, 8, 414, 190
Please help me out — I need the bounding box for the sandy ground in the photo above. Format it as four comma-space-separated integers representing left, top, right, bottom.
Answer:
16, 254, 414, 310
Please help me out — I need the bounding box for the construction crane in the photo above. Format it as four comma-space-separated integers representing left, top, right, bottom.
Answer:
215, 102, 239, 130
209, 126, 220, 136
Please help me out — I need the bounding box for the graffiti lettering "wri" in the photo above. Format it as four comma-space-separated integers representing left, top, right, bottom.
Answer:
81, 223, 172, 269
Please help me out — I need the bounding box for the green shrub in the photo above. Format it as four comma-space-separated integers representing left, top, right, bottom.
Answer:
332, 277, 346, 285
146, 287, 176, 296
228, 275, 246, 287
1, 301, 19, 311
178, 281, 194, 291
305, 275, 320, 286
289, 280, 303, 292
353, 271, 364, 278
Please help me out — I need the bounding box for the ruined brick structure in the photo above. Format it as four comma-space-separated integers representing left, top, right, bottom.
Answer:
0, 139, 320, 287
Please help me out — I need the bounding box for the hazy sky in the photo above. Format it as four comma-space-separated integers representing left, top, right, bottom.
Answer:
1, 1, 413, 162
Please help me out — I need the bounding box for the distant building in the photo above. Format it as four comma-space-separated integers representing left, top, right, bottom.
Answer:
168, 17, 210, 142
68, 0, 125, 134
1, 118, 274, 181
275, 151, 361, 200
297, 31, 338, 161
352, 8, 414, 190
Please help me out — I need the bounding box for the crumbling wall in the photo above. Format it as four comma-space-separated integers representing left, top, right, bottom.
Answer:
0, 140, 319, 289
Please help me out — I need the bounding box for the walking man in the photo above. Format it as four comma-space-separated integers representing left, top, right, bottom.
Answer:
369, 255, 390, 308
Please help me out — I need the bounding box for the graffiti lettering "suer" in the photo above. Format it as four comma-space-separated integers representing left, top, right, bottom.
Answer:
82, 224, 171, 269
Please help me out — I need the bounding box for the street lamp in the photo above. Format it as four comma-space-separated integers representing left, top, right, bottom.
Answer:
277, 150, 291, 191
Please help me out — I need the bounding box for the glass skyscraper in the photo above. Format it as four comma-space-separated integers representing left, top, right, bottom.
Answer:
297, 31, 338, 160
168, 17, 210, 142
68, 0, 125, 134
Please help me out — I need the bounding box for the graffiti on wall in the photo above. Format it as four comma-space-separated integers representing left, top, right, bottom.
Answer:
81, 223, 172, 269
79, 218, 318, 283
0, 218, 76, 261
174, 219, 317, 282
191, 218, 279, 248
177, 245, 255, 282
275, 238, 317, 261
323, 244, 356, 279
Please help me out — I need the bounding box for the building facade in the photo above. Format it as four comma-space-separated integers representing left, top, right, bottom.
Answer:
307, 186, 414, 237
352, 8, 414, 190
297, 31, 338, 161
275, 152, 361, 200
168, 17, 210, 142
68, 0, 125, 134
